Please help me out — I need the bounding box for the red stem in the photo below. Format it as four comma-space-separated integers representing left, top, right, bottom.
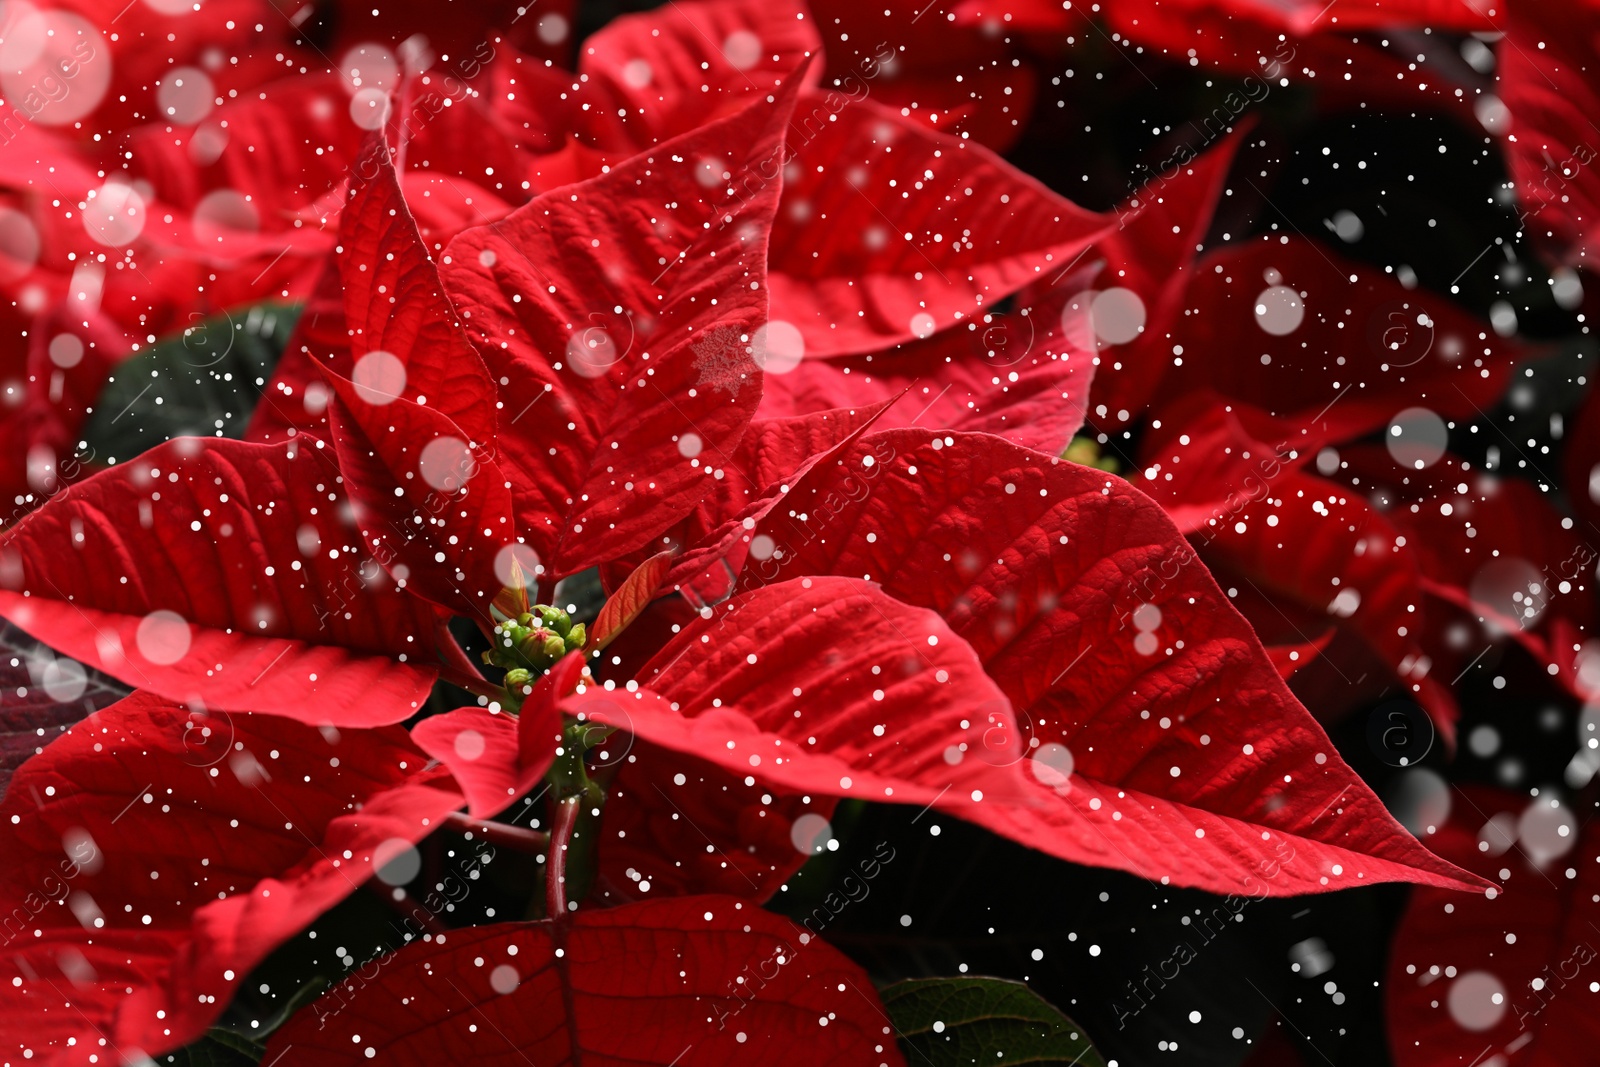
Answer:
547, 796, 582, 919
442, 811, 549, 853
439, 666, 506, 701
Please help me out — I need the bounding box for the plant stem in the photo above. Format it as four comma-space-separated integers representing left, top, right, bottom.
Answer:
437, 666, 507, 702
441, 811, 550, 852
547, 795, 582, 919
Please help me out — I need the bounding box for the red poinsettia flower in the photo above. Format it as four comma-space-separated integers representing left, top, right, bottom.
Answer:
0, 5, 1524, 1063
0, 71, 843, 1061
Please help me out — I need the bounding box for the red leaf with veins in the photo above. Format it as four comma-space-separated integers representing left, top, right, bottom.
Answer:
440, 80, 801, 579
1148, 237, 1518, 452
606, 400, 896, 600
1387, 787, 1599, 1067
744, 429, 1481, 894
0, 690, 463, 1064
766, 96, 1109, 356
1148, 415, 1458, 741
591, 550, 673, 651
576, 0, 823, 151
571, 575, 1028, 809
263, 895, 904, 1066
0, 438, 441, 724
756, 286, 1096, 454
317, 139, 514, 616
333, 137, 498, 444
413, 652, 581, 819
595, 736, 833, 901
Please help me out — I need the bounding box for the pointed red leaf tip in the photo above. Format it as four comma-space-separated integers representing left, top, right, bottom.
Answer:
315, 135, 516, 617
439, 75, 803, 581
0, 437, 441, 725
766, 95, 1111, 357
592, 550, 674, 651
1386, 786, 1595, 1067
263, 896, 904, 1066
570, 574, 1029, 807
577, 0, 824, 151
733, 428, 1487, 896
410, 652, 584, 819
756, 285, 1096, 455
0, 690, 463, 1064
1088, 128, 1247, 430
1146, 236, 1519, 454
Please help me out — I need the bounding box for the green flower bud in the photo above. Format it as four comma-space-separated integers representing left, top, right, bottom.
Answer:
504, 668, 533, 691
565, 622, 587, 650
532, 604, 572, 638
541, 633, 567, 659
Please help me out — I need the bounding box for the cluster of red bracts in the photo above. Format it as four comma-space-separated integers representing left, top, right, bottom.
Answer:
1, 0, 1597, 1062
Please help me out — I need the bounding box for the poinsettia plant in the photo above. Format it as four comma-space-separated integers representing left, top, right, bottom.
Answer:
0, 0, 1593, 1063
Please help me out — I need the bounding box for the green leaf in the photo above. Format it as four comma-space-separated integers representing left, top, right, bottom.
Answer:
881, 976, 1107, 1067
81, 303, 301, 462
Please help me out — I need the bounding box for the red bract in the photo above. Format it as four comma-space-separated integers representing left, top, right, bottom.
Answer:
0, 436, 444, 724
579, 428, 1485, 897
1087, 130, 1247, 430
437, 76, 798, 579
1137, 398, 1461, 739
576, 0, 825, 150
958, 0, 1488, 117
807, 0, 1042, 151
412, 652, 584, 818
0, 690, 463, 1064
763, 97, 1108, 356
1387, 787, 1599, 1067
1133, 236, 1519, 453
1496, 0, 1600, 267
264, 895, 904, 1065
1335, 447, 1593, 701
755, 286, 1096, 455
480, 0, 1108, 358
315, 138, 512, 616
